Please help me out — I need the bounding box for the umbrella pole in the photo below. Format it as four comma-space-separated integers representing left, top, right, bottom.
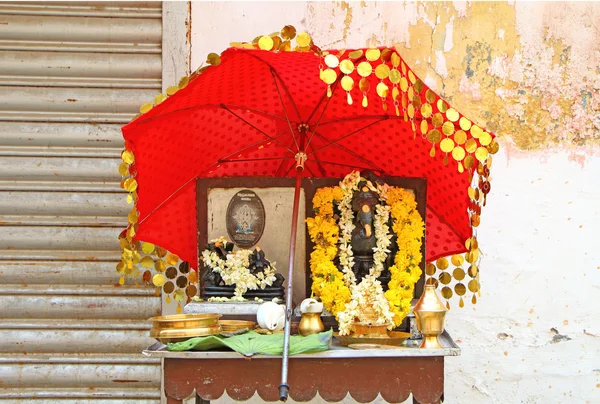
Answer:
279, 153, 306, 401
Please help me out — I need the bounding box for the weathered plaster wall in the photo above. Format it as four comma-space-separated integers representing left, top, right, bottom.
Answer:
190, 2, 600, 403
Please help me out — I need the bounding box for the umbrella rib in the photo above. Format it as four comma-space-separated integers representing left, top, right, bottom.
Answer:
275, 138, 298, 176
303, 161, 317, 178
220, 156, 293, 163
132, 103, 290, 126
316, 114, 415, 126
271, 69, 300, 152
137, 133, 296, 227
217, 104, 288, 122
304, 82, 338, 151
243, 48, 367, 126
215, 131, 291, 165
308, 117, 389, 155
274, 127, 302, 177
306, 159, 386, 174
305, 51, 369, 125
243, 51, 303, 121
305, 84, 333, 124
309, 129, 388, 175
304, 52, 372, 150
219, 105, 295, 154
282, 160, 295, 176
306, 140, 327, 176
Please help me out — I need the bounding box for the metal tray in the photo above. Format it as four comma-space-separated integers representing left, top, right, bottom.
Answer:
334, 331, 411, 347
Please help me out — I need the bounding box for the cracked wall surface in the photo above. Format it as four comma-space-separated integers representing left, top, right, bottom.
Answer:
304, 1, 600, 156
191, 2, 600, 403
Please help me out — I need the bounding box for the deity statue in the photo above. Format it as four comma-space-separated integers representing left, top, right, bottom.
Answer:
202, 239, 285, 300
347, 172, 395, 286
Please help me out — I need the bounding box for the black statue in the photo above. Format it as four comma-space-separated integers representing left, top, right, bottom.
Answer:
202, 241, 284, 300
350, 183, 379, 280
202, 239, 234, 287
347, 172, 395, 286
248, 248, 284, 289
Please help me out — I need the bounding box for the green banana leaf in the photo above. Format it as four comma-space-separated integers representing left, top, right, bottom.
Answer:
168, 335, 225, 352
167, 329, 333, 357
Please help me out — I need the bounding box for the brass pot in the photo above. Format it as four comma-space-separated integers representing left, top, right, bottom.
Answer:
298, 312, 325, 336
350, 322, 390, 338
413, 284, 447, 348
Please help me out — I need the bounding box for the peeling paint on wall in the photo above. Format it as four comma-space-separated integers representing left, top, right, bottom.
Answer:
301, 1, 600, 153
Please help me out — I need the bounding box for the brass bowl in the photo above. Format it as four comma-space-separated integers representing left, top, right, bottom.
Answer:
150, 324, 222, 344
218, 320, 255, 333
334, 331, 411, 347
149, 313, 221, 330
350, 322, 391, 338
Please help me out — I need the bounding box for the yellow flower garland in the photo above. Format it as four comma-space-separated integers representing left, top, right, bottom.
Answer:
384, 188, 424, 326
306, 183, 424, 327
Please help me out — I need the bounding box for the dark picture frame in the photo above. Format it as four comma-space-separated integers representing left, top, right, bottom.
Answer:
303, 176, 428, 300
196, 177, 310, 297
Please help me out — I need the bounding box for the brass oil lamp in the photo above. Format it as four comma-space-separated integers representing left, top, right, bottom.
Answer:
298, 312, 325, 336
298, 298, 325, 336
413, 284, 447, 348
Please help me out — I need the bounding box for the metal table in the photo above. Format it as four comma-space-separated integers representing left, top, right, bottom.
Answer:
143, 331, 460, 404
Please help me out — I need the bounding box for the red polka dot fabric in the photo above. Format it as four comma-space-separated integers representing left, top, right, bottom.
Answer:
123, 47, 493, 268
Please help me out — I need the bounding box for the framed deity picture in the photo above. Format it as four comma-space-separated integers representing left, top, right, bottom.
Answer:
196, 177, 309, 304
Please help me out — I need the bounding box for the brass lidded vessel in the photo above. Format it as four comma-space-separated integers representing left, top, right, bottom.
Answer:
413, 284, 447, 349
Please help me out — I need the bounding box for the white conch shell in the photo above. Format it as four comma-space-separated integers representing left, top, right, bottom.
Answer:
256, 301, 285, 331
300, 298, 324, 314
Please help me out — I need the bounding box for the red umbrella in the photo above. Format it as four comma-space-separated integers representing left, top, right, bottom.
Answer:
118, 27, 497, 400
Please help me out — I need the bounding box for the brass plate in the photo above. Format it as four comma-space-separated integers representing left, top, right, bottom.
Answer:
219, 320, 256, 333
149, 313, 221, 330
334, 331, 411, 347
348, 343, 402, 350
150, 324, 221, 344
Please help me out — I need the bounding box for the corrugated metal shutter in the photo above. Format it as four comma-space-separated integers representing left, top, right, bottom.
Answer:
0, 2, 162, 402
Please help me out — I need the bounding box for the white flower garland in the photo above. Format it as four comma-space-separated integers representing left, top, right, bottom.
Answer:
336, 172, 396, 334
201, 237, 277, 299
371, 204, 392, 278
338, 171, 358, 286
